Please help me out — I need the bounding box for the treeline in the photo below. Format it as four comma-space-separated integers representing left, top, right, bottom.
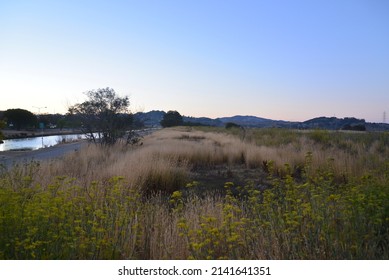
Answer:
0, 109, 192, 131
0, 108, 117, 131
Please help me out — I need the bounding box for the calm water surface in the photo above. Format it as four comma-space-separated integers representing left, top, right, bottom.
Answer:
0, 134, 84, 152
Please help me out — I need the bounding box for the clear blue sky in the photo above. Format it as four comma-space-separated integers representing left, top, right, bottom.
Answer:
1, 0, 388, 122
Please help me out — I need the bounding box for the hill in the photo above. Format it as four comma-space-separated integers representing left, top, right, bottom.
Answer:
133, 111, 389, 131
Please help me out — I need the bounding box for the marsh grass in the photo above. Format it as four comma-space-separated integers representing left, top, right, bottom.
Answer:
0, 127, 388, 259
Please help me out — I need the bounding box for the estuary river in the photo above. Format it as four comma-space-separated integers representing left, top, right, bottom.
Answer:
0, 134, 84, 152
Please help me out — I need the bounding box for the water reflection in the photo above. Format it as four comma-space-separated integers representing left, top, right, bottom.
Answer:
0, 134, 84, 152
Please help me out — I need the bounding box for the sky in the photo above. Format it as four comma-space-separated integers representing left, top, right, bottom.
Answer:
0, 0, 388, 122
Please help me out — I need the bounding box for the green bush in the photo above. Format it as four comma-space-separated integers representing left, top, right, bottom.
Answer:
174, 159, 389, 259
0, 176, 141, 259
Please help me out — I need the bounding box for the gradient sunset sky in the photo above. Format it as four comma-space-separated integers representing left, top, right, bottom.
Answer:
1, 0, 388, 122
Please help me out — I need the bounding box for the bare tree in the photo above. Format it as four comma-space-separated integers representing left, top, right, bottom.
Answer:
68, 88, 134, 145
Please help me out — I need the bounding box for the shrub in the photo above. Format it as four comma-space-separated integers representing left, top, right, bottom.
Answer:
225, 122, 240, 129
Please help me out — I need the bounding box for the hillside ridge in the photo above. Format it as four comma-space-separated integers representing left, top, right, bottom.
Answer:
134, 111, 389, 131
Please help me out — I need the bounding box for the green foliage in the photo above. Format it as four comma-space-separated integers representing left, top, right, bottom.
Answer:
0, 176, 141, 259
341, 123, 366, 131
3, 109, 38, 130
308, 129, 331, 144
1, 128, 388, 259
160, 111, 183, 127
175, 182, 249, 259
225, 122, 241, 129
0, 120, 5, 141
1, 159, 388, 259
173, 160, 389, 259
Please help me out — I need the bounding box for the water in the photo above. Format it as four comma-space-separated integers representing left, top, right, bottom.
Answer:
0, 134, 84, 152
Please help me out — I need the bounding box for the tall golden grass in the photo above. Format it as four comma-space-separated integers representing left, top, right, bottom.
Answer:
29, 127, 388, 185
1, 127, 388, 259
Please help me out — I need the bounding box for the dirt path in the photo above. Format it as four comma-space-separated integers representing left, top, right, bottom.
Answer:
0, 140, 86, 168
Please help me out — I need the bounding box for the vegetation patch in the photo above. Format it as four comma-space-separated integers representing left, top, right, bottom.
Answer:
1, 127, 388, 259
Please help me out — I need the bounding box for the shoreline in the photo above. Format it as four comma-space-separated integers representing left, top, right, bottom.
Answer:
2, 128, 83, 140
0, 128, 157, 166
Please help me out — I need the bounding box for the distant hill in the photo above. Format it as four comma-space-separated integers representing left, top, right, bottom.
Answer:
218, 115, 273, 127
300, 117, 366, 130
217, 115, 299, 128
365, 122, 389, 131
183, 116, 223, 127
133, 110, 165, 127
133, 111, 389, 131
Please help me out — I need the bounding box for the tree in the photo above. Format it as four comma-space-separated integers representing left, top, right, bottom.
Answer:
0, 120, 5, 143
225, 122, 241, 129
3, 109, 37, 130
68, 87, 133, 145
341, 123, 366, 131
160, 110, 183, 127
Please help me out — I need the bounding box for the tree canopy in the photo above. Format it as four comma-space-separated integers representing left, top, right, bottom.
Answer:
68, 88, 133, 145
0, 120, 5, 143
3, 109, 37, 130
160, 110, 183, 127
225, 122, 241, 129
